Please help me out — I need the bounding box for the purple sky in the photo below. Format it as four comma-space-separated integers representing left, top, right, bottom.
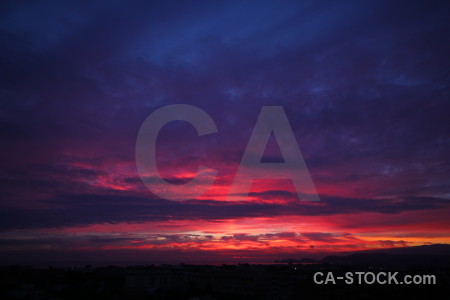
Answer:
0, 0, 449, 265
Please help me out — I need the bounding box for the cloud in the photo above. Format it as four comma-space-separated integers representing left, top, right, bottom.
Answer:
0, 0, 449, 260
0, 191, 448, 231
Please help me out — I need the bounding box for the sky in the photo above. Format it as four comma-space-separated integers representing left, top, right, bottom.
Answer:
0, 0, 449, 265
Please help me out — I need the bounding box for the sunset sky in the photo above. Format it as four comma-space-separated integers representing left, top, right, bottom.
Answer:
0, 0, 449, 265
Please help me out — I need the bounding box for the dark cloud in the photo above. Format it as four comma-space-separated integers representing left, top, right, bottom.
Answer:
301, 232, 342, 243
0, 192, 448, 231
0, 0, 449, 257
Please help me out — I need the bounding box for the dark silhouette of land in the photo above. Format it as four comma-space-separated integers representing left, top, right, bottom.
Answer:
1, 244, 449, 299
277, 244, 450, 266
